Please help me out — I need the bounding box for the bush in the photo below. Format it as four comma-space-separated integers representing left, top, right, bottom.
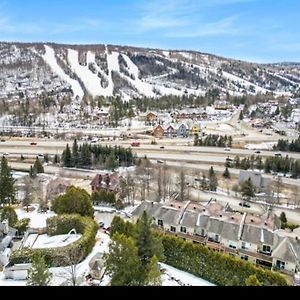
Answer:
160, 234, 287, 286
0, 206, 18, 227
91, 190, 116, 206
15, 218, 30, 235
9, 214, 97, 267
51, 186, 94, 217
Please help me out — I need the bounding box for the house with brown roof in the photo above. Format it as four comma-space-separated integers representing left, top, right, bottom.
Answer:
91, 173, 120, 194
153, 124, 165, 138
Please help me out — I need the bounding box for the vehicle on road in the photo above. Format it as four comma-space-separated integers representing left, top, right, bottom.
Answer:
224, 147, 231, 151
274, 153, 282, 157
157, 160, 164, 164
160, 146, 165, 149
255, 150, 261, 154
30, 142, 37, 146
0, 139, 6, 142
131, 141, 140, 147
239, 202, 251, 208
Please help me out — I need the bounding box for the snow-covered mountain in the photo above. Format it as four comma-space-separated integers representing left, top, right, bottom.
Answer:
0, 42, 299, 101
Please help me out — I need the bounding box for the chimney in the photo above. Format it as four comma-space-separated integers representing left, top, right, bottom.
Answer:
203, 209, 206, 212
219, 214, 222, 218
194, 207, 197, 210
231, 217, 234, 220
251, 219, 254, 223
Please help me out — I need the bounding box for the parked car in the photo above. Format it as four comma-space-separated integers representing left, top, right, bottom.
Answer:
160, 146, 165, 149
274, 153, 282, 157
30, 142, 37, 146
239, 202, 251, 208
0, 139, 6, 142
224, 147, 231, 151
255, 150, 261, 154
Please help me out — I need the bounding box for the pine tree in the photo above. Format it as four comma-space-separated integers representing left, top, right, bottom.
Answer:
33, 157, 44, 174
241, 178, 255, 198
208, 166, 218, 192
223, 167, 230, 179
105, 153, 118, 171
62, 144, 72, 167
146, 256, 162, 286
239, 111, 244, 120
0, 206, 18, 226
27, 252, 52, 286
0, 156, 16, 206
72, 139, 79, 167
104, 233, 142, 286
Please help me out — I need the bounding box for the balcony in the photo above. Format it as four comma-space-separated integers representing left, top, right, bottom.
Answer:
239, 249, 273, 263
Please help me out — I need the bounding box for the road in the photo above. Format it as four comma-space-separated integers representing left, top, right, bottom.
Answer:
2, 138, 300, 187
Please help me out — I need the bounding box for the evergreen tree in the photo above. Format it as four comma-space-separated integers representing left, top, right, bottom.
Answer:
53, 154, 60, 165
27, 252, 52, 286
0, 156, 16, 206
239, 111, 244, 121
0, 206, 18, 226
208, 166, 218, 192
33, 157, 44, 174
105, 153, 118, 171
279, 212, 287, 226
241, 178, 255, 199
146, 255, 162, 286
223, 167, 230, 179
72, 139, 79, 167
51, 186, 94, 217
104, 233, 142, 286
201, 174, 208, 191
62, 144, 72, 167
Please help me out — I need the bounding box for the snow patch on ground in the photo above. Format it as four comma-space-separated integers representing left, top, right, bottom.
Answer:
42, 45, 84, 99
160, 263, 215, 286
15, 204, 56, 229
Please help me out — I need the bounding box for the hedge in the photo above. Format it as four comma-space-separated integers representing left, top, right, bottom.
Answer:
9, 214, 97, 267
161, 234, 288, 286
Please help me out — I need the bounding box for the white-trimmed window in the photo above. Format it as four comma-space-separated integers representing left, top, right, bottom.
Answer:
158, 219, 163, 226
180, 226, 187, 233
170, 226, 176, 232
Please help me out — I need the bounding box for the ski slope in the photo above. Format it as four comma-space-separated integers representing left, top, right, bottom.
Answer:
42, 45, 84, 99
67, 49, 106, 97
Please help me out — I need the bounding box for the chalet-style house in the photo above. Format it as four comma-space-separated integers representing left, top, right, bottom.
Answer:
90, 173, 120, 194
132, 200, 300, 275
153, 124, 165, 138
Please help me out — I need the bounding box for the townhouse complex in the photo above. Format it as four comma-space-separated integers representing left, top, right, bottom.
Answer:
132, 200, 300, 275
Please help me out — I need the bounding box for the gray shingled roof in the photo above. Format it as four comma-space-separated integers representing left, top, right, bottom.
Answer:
272, 237, 299, 263
197, 215, 210, 228
240, 224, 261, 244
180, 211, 198, 228
207, 218, 224, 235
262, 229, 274, 245
131, 201, 162, 218
221, 222, 240, 241
156, 207, 179, 225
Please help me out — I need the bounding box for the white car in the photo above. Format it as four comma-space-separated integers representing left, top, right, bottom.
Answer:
224, 147, 231, 151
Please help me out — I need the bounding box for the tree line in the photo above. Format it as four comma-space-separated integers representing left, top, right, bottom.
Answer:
225, 154, 300, 178
274, 136, 300, 153
194, 134, 233, 147
62, 139, 136, 170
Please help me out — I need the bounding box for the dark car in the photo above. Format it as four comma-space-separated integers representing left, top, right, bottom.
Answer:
0, 139, 6, 142
255, 150, 261, 154
160, 146, 165, 149
239, 202, 251, 208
